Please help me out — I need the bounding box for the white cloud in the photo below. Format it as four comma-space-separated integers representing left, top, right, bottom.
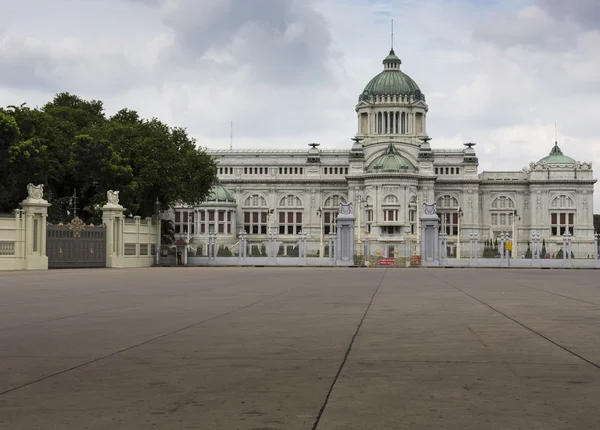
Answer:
0, 0, 598, 210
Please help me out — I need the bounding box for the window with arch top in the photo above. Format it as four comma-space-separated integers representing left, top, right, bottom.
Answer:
278, 194, 303, 235
436, 195, 459, 235
322, 194, 347, 235
491, 196, 515, 209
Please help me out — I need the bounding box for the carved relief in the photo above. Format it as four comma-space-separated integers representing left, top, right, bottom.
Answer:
27, 183, 44, 200
107, 190, 120, 205
339, 202, 353, 215
382, 186, 400, 193
422, 202, 437, 215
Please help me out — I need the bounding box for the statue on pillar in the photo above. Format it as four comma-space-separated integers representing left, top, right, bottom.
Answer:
26, 183, 44, 200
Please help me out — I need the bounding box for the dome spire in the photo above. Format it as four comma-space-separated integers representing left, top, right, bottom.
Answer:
391, 19, 394, 52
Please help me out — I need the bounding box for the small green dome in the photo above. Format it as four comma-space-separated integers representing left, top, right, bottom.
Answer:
359, 49, 424, 102
207, 185, 235, 202
538, 142, 576, 165
368, 143, 415, 172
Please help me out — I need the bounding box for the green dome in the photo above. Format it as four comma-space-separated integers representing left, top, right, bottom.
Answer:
368, 143, 415, 172
538, 142, 576, 165
359, 49, 425, 102
207, 184, 235, 202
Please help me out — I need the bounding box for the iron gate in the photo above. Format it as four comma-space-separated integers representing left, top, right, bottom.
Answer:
47, 218, 106, 269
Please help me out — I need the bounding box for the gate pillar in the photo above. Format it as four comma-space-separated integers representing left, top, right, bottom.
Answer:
101, 191, 126, 268
20, 184, 50, 270
335, 202, 355, 266
420, 202, 440, 266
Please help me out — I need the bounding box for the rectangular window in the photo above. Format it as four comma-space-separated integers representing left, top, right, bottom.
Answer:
175, 212, 180, 223
550, 212, 575, 235
183, 212, 188, 223
279, 167, 283, 174
244, 167, 248, 174
209, 211, 215, 221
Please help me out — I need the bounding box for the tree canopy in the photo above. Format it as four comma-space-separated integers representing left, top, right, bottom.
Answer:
0, 93, 216, 222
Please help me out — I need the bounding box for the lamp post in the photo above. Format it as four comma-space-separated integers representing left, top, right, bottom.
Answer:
457, 207, 464, 259
316, 206, 324, 257
356, 196, 368, 243
512, 209, 520, 259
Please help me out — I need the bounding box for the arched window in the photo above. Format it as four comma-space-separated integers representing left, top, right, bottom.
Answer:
279, 195, 302, 208
383, 195, 399, 205
436, 195, 459, 236
322, 195, 347, 235
491, 196, 515, 209
278, 195, 303, 235
243, 194, 268, 234
437, 195, 459, 209
244, 194, 267, 208
550, 195, 575, 235
324, 195, 346, 208
551, 195, 574, 209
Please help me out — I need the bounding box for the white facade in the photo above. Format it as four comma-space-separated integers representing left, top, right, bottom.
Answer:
169, 50, 596, 258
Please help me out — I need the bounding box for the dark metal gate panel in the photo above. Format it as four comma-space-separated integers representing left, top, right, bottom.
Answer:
47, 219, 106, 269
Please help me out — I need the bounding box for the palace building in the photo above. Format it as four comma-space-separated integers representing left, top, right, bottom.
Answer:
167, 48, 596, 258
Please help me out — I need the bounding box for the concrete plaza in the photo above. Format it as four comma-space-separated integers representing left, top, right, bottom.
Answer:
0, 268, 598, 429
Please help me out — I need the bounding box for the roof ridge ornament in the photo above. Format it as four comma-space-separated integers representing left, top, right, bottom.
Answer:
549, 141, 563, 156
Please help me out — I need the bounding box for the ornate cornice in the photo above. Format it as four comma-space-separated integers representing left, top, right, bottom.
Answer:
220, 179, 348, 185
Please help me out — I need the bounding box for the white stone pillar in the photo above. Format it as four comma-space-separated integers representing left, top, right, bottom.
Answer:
20, 186, 51, 270
102, 192, 126, 268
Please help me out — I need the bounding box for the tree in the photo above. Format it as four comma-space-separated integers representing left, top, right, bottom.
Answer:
161, 219, 176, 245
594, 214, 600, 233
0, 94, 217, 221
541, 239, 547, 258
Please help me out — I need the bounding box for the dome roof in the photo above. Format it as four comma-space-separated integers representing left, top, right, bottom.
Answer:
538, 142, 576, 165
368, 143, 415, 172
359, 49, 424, 102
207, 184, 235, 202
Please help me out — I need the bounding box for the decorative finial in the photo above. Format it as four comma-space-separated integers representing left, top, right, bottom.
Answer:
391, 19, 394, 51
554, 121, 557, 144
308, 142, 320, 149
351, 136, 363, 144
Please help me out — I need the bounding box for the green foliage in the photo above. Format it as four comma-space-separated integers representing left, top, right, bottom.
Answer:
250, 245, 261, 257
594, 214, 600, 234
161, 219, 175, 245
217, 246, 232, 257
0, 93, 217, 222
482, 238, 500, 258
541, 238, 547, 258
525, 242, 532, 259
556, 248, 563, 259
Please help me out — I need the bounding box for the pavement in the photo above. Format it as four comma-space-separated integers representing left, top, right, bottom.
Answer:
0, 267, 598, 430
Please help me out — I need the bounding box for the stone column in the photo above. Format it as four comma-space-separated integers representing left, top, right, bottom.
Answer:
420, 202, 440, 266
101, 191, 126, 268
20, 184, 51, 270
335, 203, 355, 266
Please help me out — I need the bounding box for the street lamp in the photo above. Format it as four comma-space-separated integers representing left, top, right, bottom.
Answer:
266, 208, 275, 233
356, 196, 369, 243
457, 207, 464, 259
316, 206, 324, 257
511, 209, 521, 259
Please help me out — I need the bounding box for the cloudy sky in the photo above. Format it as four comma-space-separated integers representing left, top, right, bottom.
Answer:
2, 0, 599, 209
